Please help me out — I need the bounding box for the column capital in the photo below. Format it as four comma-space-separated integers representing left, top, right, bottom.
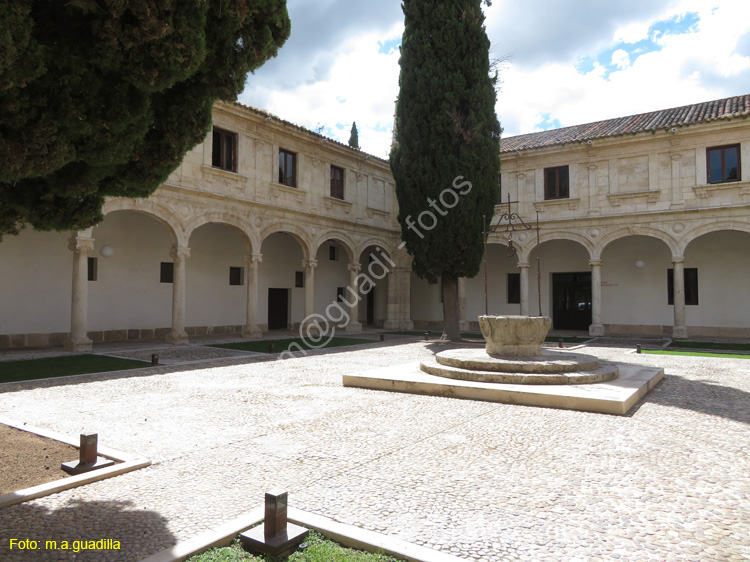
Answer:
589, 259, 603, 267
68, 237, 95, 253
303, 259, 318, 270
347, 262, 361, 274
671, 256, 685, 264
587, 163, 598, 170
171, 246, 191, 260
516, 261, 530, 269
670, 153, 682, 161
246, 252, 263, 264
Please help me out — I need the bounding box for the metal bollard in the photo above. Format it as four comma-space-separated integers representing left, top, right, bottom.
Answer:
151, 354, 159, 365
268, 343, 275, 353
636, 344, 642, 354
558, 339, 563, 348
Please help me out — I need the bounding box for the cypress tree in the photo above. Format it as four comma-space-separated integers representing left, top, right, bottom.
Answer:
348, 122, 360, 149
0, 0, 291, 238
390, 0, 500, 341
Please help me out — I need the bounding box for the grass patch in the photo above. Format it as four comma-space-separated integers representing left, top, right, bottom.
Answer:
385, 330, 589, 344
187, 531, 402, 562
668, 341, 750, 352
643, 349, 750, 359
210, 337, 375, 354
0, 354, 149, 384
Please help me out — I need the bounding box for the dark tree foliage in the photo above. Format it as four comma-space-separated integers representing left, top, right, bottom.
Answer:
348, 121, 359, 149
390, 0, 500, 340
0, 0, 290, 238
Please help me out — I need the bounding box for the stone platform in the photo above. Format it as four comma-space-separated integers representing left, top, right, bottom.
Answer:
343, 361, 664, 415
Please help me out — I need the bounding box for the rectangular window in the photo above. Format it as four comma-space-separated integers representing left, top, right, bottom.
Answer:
330, 165, 345, 199
507, 273, 520, 304
212, 127, 237, 172
160, 262, 174, 284
279, 148, 297, 187
87, 257, 98, 282
337, 287, 346, 303
544, 165, 569, 200
229, 266, 244, 286
707, 144, 740, 184
295, 271, 304, 288
329, 245, 338, 261
497, 174, 503, 205
667, 268, 699, 305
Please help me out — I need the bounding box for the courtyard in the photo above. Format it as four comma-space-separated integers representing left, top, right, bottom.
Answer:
0, 337, 748, 562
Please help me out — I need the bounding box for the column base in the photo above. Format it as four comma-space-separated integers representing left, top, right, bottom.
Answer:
64, 336, 93, 352
383, 319, 414, 331
459, 321, 470, 332
242, 326, 262, 339
165, 330, 189, 345
589, 324, 605, 337
345, 322, 362, 333
672, 326, 688, 339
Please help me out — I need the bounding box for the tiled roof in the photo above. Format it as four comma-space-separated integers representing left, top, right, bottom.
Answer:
500, 94, 750, 154
229, 101, 389, 164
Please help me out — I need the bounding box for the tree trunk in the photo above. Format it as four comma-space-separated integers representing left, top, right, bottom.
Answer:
441, 273, 461, 341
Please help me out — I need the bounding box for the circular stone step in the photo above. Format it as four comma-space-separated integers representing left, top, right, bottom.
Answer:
420, 360, 619, 385
435, 349, 600, 374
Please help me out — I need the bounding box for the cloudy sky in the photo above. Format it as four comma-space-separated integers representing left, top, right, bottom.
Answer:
239, 0, 750, 158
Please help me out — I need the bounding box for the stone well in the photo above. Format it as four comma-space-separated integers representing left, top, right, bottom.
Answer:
478, 315, 552, 357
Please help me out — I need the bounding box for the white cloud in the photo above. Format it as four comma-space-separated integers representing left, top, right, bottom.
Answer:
239, 0, 750, 156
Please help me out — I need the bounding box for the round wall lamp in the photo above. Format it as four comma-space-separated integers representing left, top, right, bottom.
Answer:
100, 245, 114, 258
635, 260, 645, 269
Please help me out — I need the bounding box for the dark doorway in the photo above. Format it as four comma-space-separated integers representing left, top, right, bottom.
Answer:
366, 290, 375, 326
268, 288, 289, 330
552, 272, 592, 330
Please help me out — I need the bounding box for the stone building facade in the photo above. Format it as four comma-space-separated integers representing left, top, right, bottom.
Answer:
1, 95, 749, 349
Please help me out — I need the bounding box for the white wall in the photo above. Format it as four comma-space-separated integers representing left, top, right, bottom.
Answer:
600, 236, 673, 327
89, 212, 173, 331
684, 230, 750, 327
186, 223, 247, 327
465, 244, 522, 320
0, 229, 72, 334
314, 241, 351, 320
259, 233, 305, 327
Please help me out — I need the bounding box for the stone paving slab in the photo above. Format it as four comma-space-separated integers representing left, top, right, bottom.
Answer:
0, 341, 748, 562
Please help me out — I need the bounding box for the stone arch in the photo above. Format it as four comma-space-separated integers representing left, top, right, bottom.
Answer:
356, 237, 394, 261
681, 221, 750, 254
260, 223, 313, 261
596, 227, 678, 260
102, 199, 182, 247
312, 231, 356, 263
517, 231, 594, 262
184, 212, 254, 254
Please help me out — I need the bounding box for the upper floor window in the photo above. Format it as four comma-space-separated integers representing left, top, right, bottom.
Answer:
212, 127, 237, 172
279, 148, 297, 187
544, 165, 569, 200
330, 165, 345, 199
707, 144, 740, 184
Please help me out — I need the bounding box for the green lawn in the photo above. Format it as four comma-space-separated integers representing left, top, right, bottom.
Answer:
643, 349, 750, 359
668, 340, 750, 352
384, 331, 589, 344
0, 354, 150, 384
187, 532, 401, 562
210, 337, 375, 354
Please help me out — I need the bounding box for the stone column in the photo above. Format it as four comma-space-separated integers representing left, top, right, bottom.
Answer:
517, 261, 530, 316
345, 262, 363, 332
458, 277, 469, 331
384, 267, 414, 330
589, 260, 605, 336
302, 259, 317, 327
243, 253, 262, 338
65, 235, 95, 352
166, 246, 190, 345
672, 256, 688, 339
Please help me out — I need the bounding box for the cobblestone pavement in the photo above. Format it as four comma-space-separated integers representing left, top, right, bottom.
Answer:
0, 340, 748, 562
